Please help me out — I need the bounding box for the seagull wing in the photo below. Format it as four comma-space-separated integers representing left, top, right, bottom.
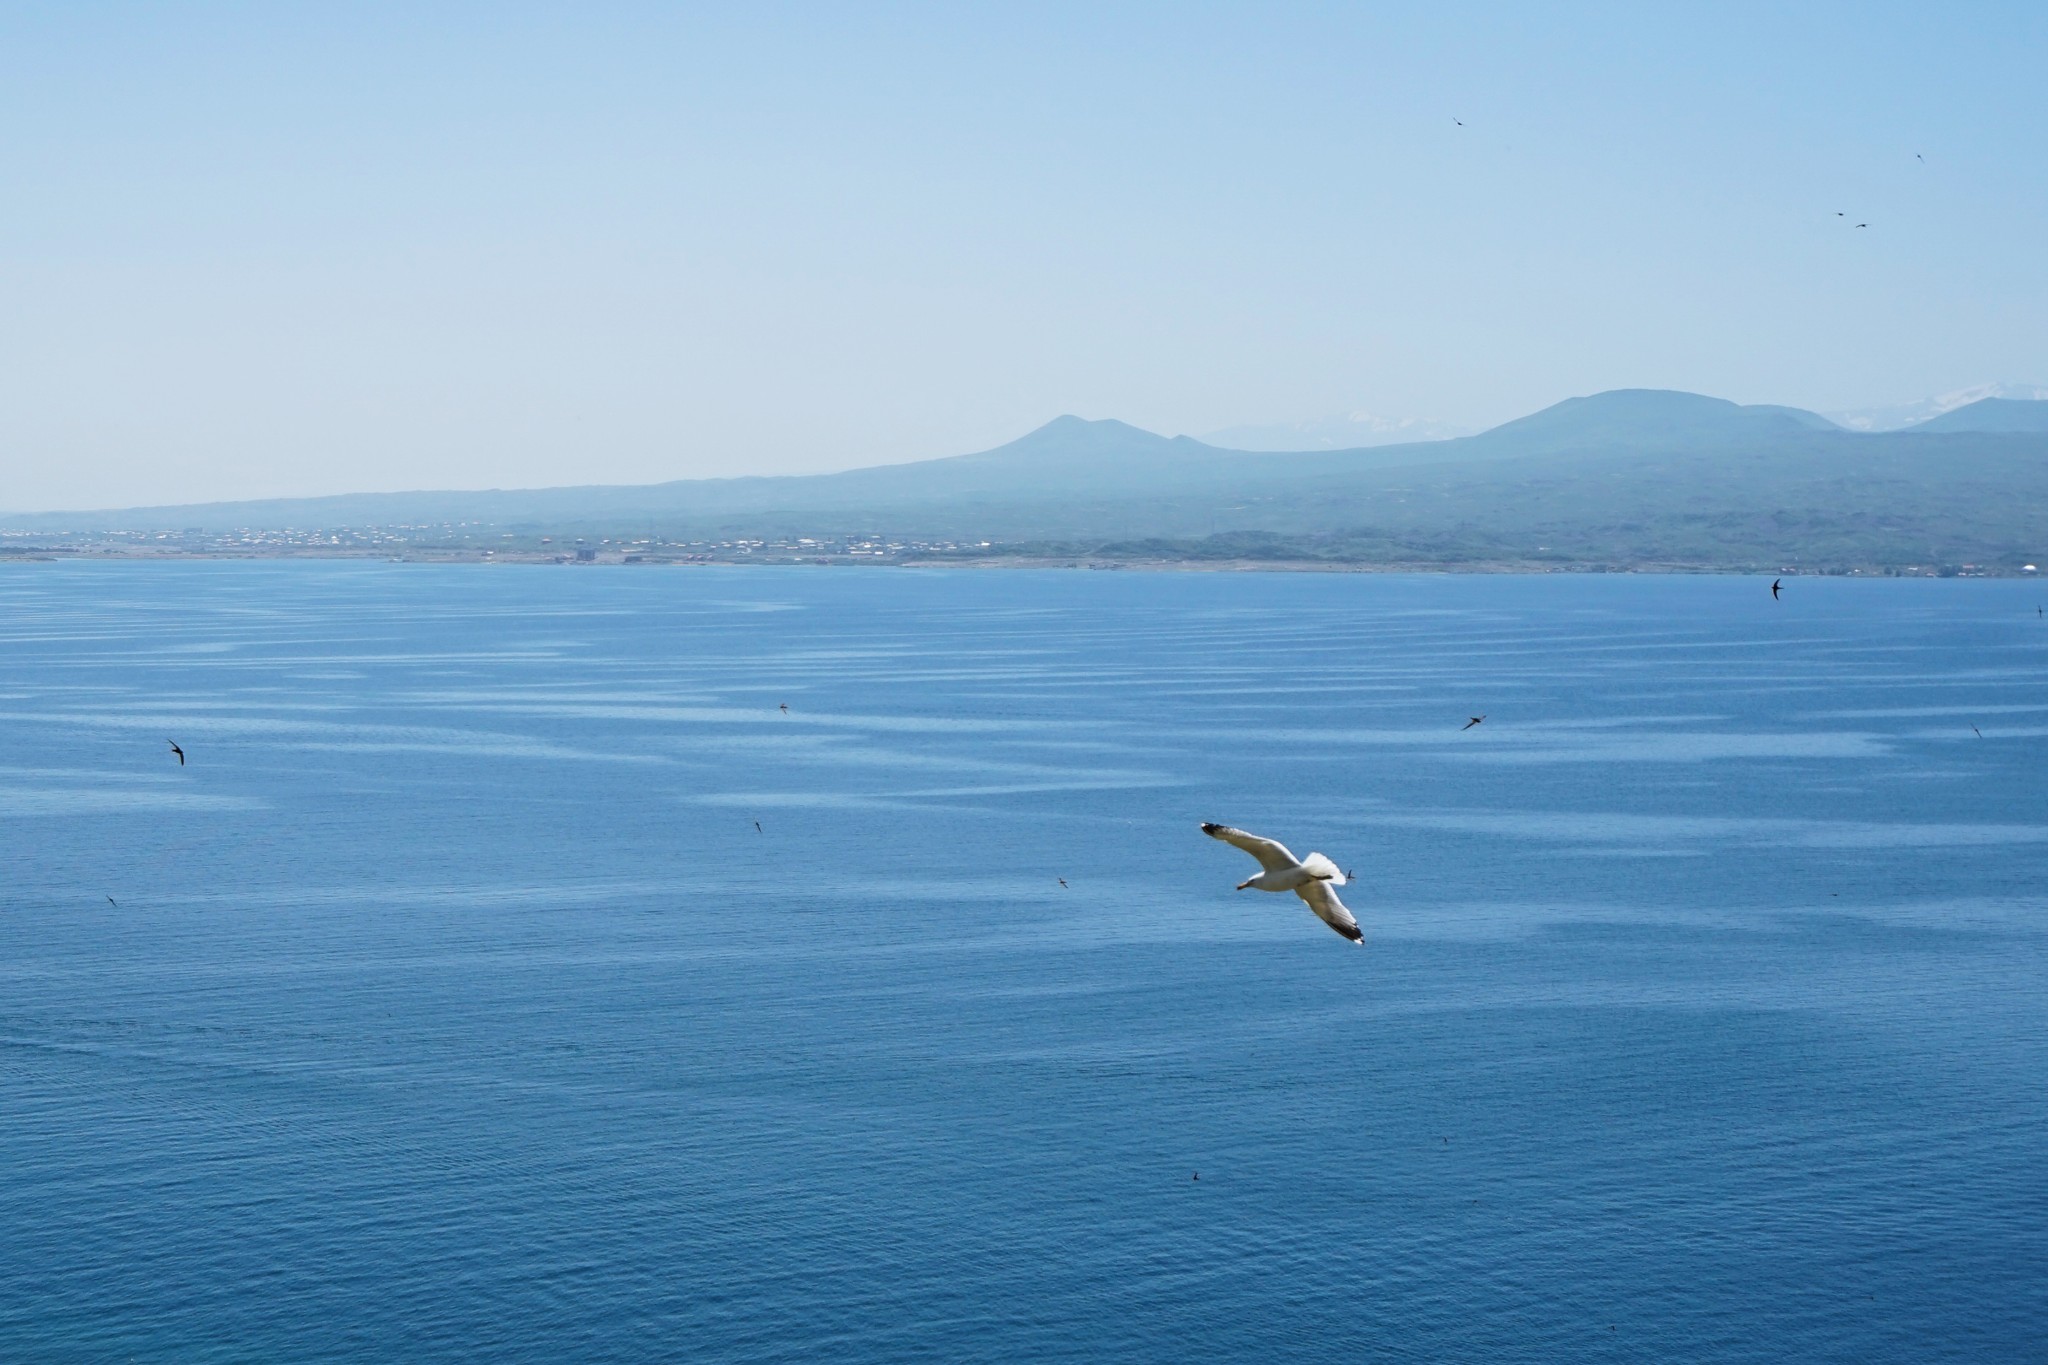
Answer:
1295, 880, 1363, 943
1201, 822, 1298, 872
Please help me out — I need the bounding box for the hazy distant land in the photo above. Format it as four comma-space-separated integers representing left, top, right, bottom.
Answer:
8, 389, 2048, 577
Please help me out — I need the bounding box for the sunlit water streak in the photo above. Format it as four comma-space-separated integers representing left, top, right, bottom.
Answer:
2, 562, 2045, 1362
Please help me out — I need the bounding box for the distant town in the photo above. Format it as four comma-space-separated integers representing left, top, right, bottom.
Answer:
0, 525, 997, 566
0, 523, 2025, 578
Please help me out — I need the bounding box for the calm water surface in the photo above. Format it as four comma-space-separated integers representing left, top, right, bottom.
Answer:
2, 562, 2044, 1362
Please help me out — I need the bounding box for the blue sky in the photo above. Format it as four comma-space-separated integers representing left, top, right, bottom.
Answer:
2, 2, 2044, 508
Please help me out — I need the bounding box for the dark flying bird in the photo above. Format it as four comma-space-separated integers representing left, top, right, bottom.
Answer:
167, 740, 185, 765
106, 896, 117, 908
1772, 579, 1782, 599
753, 820, 763, 833
1973, 726, 1982, 738
1058, 878, 1068, 888
1855, 222, 1867, 228
1462, 716, 1485, 731
1453, 118, 1464, 126
779, 703, 789, 714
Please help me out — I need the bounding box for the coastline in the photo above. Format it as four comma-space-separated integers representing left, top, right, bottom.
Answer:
0, 542, 2025, 578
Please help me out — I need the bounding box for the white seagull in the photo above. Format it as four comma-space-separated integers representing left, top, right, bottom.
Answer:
1201, 822, 1363, 944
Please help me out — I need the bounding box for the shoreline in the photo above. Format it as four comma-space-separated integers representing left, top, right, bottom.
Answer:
0, 544, 2027, 578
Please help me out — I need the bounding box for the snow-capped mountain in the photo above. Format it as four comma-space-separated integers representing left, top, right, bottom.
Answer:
1198, 412, 1470, 451
1826, 383, 2048, 432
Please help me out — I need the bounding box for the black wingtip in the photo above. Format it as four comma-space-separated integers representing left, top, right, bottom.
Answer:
1200, 822, 1224, 835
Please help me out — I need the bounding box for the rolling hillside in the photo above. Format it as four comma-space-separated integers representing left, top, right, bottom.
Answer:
10, 390, 2047, 570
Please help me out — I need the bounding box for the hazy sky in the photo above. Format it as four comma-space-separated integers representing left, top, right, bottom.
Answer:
3, 2, 2045, 510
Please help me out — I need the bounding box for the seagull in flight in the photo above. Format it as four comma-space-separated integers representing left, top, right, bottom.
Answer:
1772, 578, 1782, 599
167, 740, 185, 765
1462, 716, 1485, 731
1201, 823, 1363, 944
779, 703, 789, 715
1058, 878, 1068, 888
753, 820, 763, 833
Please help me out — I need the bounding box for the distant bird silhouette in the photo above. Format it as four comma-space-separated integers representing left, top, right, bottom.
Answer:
1453, 118, 1463, 126
106, 896, 117, 908
1835, 211, 1845, 216
1462, 716, 1485, 731
1772, 578, 1782, 599
1916, 153, 1923, 161
1058, 878, 1068, 888
779, 703, 788, 714
1192, 1172, 1199, 1181
1855, 222, 1867, 228
753, 820, 762, 833
167, 740, 185, 765
1973, 726, 1982, 738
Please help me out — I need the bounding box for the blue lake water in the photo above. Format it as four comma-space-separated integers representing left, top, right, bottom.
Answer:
2, 561, 2045, 1362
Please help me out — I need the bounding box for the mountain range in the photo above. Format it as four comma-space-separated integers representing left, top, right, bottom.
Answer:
10, 389, 2048, 571
1824, 382, 2048, 433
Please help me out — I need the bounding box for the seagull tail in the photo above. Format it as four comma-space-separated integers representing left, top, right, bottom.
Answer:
1301, 853, 1345, 885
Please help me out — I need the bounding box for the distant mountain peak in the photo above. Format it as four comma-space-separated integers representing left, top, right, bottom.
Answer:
1473, 389, 1836, 450
1201, 411, 1468, 452
1009, 413, 1183, 444
1826, 382, 2048, 432
1909, 396, 2048, 434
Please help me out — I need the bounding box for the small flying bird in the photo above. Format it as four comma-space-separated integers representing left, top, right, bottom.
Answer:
1772, 578, 1782, 599
1201, 822, 1363, 944
753, 820, 763, 833
1972, 726, 1982, 738
1836, 211, 1845, 216
1855, 222, 1867, 228
1453, 117, 1464, 126
167, 740, 185, 765
1462, 716, 1485, 731
779, 703, 789, 714
1058, 878, 1068, 888
106, 896, 118, 908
